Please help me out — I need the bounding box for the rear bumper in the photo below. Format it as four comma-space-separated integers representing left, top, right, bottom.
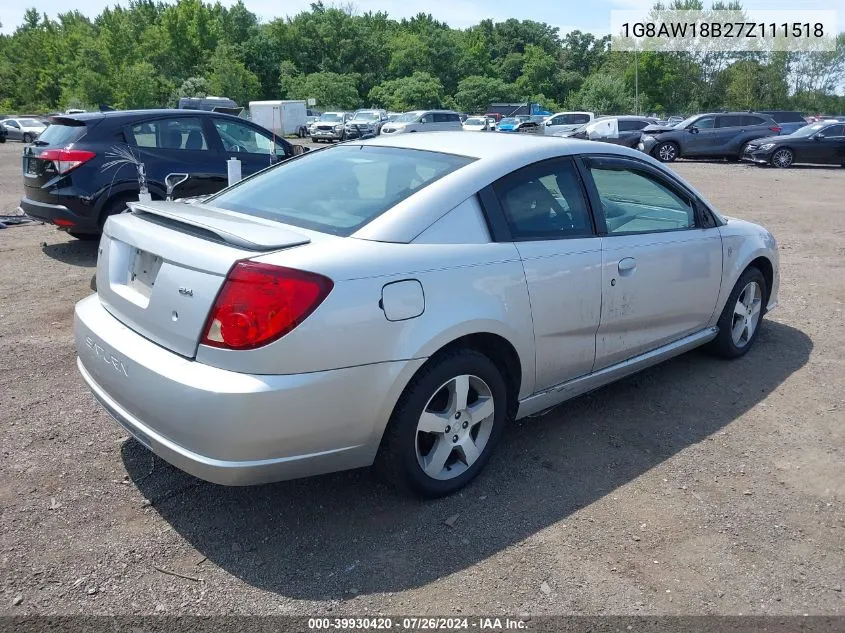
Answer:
74, 294, 422, 485
19, 196, 98, 232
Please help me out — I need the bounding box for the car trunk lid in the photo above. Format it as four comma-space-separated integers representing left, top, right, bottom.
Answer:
96, 201, 312, 358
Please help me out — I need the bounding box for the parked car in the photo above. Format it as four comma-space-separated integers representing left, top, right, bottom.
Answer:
496, 116, 533, 132
742, 120, 845, 168
543, 111, 595, 135
759, 111, 808, 136
309, 111, 351, 142
484, 112, 503, 124
19, 110, 303, 239
73, 132, 779, 497
638, 112, 781, 162
345, 109, 388, 138
2, 117, 48, 143
462, 116, 493, 132
380, 110, 463, 135
559, 116, 657, 148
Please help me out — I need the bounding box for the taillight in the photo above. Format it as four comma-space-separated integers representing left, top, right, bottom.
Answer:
769, 125, 782, 133
39, 148, 95, 174
201, 261, 333, 350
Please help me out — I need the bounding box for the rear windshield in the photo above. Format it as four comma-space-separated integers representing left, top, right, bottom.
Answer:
210, 145, 475, 236
36, 123, 86, 145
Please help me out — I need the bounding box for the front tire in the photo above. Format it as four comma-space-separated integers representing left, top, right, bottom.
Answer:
376, 349, 508, 497
771, 147, 793, 168
653, 141, 678, 162
708, 267, 767, 359
22, 133, 33, 144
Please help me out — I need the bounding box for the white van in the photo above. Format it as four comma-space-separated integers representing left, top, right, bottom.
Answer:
379, 110, 463, 135
543, 111, 595, 135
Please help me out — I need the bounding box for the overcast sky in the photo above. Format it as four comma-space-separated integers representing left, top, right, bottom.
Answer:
1, 0, 841, 36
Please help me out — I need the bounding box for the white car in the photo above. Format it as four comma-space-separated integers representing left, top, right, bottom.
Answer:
380, 110, 463, 135
74, 132, 778, 498
462, 116, 493, 132
544, 111, 595, 136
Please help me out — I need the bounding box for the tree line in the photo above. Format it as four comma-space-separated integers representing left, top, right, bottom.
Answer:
1, 0, 843, 116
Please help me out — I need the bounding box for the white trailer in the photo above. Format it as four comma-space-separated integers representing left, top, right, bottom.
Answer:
248, 100, 308, 137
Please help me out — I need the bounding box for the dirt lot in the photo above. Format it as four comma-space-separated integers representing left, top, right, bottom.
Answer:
0, 138, 843, 616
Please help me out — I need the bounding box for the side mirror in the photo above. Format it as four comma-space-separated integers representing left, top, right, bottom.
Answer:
165, 173, 189, 201
292, 144, 306, 156
813, 133, 825, 140
688, 126, 699, 134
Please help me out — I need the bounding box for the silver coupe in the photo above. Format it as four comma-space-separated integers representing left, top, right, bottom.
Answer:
74, 132, 779, 497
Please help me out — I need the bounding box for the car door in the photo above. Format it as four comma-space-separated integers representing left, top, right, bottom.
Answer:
209, 117, 290, 178
432, 112, 450, 131
682, 116, 717, 155
489, 157, 602, 391
807, 124, 845, 164
581, 155, 723, 369
711, 115, 746, 154
126, 116, 225, 198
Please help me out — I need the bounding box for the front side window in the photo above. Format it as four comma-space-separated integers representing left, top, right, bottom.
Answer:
130, 118, 208, 150
693, 116, 715, 129
587, 163, 695, 235
213, 119, 273, 154
821, 124, 845, 137
494, 158, 593, 240
209, 146, 474, 236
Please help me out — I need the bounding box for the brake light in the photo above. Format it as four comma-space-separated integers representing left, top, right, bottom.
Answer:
769, 125, 782, 133
39, 148, 95, 174
201, 262, 333, 350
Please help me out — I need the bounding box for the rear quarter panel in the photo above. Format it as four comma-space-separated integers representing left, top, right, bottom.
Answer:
194, 239, 537, 398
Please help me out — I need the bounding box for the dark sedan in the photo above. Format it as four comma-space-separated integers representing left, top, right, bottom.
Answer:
743, 121, 845, 168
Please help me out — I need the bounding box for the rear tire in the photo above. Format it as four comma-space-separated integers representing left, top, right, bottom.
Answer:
708, 267, 767, 359
97, 193, 137, 230
375, 349, 508, 498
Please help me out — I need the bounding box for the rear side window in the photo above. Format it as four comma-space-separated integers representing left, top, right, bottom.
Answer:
493, 158, 593, 240
741, 115, 765, 126
433, 113, 449, 123
36, 124, 86, 145
130, 118, 208, 150
717, 115, 744, 128
619, 119, 648, 131
209, 146, 474, 236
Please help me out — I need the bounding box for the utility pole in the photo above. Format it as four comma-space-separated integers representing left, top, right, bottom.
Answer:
634, 46, 639, 115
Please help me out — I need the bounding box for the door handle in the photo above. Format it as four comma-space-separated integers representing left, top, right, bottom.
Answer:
618, 257, 637, 275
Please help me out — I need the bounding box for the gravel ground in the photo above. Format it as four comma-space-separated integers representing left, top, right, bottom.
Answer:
0, 139, 843, 616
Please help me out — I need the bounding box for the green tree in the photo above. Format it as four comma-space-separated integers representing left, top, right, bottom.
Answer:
206, 44, 260, 105
113, 62, 167, 109
289, 72, 360, 109
569, 73, 634, 114
454, 75, 518, 113
368, 71, 444, 110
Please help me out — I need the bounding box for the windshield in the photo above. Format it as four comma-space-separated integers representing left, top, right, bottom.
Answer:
676, 115, 705, 129
19, 118, 43, 127
209, 146, 475, 237
35, 123, 84, 145
353, 112, 380, 122
790, 122, 830, 137
464, 118, 486, 125
500, 118, 517, 125
318, 113, 344, 122
395, 112, 421, 123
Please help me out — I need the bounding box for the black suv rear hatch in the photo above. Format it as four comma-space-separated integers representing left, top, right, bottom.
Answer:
22, 116, 95, 204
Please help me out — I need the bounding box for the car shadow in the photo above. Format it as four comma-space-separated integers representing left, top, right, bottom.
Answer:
123, 320, 811, 600
41, 239, 98, 268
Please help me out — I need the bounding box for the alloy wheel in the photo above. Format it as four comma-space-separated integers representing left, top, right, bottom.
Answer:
772, 148, 793, 168
731, 281, 763, 348
415, 374, 495, 481
657, 143, 677, 161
